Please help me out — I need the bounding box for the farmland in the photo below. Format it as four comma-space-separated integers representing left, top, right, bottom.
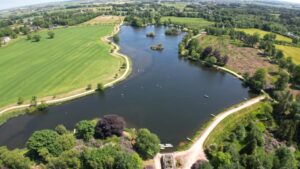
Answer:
236, 28, 292, 43
161, 16, 214, 29
276, 45, 300, 64
0, 24, 124, 107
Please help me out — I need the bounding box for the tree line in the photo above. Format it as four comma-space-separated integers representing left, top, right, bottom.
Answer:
0, 115, 160, 169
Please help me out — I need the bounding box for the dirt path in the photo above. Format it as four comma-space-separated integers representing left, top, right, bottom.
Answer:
154, 95, 265, 169
0, 20, 130, 116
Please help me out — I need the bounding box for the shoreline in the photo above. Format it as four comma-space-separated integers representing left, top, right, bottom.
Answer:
154, 95, 266, 169
0, 20, 132, 121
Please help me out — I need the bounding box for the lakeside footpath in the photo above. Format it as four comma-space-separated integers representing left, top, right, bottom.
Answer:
154, 95, 266, 169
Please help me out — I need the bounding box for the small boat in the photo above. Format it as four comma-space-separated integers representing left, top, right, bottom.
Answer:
204, 95, 209, 98
186, 137, 192, 142
211, 114, 216, 117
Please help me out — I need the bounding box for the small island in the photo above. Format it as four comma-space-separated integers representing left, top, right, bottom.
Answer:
146, 32, 155, 38
150, 44, 164, 51
165, 28, 180, 36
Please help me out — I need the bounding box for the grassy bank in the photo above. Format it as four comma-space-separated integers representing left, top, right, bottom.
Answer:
204, 102, 264, 146
161, 16, 214, 29
0, 24, 123, 107
236, 28, 292, 43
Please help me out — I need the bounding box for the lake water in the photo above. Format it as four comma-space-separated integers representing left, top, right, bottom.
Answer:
0, 25, 251, 150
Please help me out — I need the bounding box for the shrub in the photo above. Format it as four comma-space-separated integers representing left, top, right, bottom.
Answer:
26, 130, 62, 159
134, 128, 160, 160
0, 146, 31, 169
75, 120, 95, 142
95, 115, 125, 139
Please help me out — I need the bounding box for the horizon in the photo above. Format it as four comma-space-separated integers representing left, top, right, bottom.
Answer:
0, 0, 299, 10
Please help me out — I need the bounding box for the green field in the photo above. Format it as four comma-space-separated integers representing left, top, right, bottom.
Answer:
0, 25, 123, 107
276, 45, 300, 64
162, 2, 187, 11
236, 28, 292, 43
161, 16, 214, 29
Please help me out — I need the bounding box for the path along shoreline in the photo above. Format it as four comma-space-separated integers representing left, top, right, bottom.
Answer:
154, 95, 266, 169
0, 20, 131, 117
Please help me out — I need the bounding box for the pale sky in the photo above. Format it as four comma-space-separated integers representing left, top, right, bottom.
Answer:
0, 0, 67, 10
0, 0, 299, 10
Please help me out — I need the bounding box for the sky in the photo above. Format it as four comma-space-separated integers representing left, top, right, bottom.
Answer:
0, 0, 299, 10
0, 0, 66, 10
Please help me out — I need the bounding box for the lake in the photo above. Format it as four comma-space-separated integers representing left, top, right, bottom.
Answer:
0, 25, 251, 150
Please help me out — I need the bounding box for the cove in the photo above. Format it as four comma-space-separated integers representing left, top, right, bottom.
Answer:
0, 25, 251, 150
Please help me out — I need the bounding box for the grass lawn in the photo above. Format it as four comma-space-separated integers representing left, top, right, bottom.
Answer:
204, 102, 264, 146
197, 35, 277, 75
0, 24, 123, 107
236, 28, 292, 43
276, 45, 300, 64
161, 16, 214, 29
161, 2, 187, 11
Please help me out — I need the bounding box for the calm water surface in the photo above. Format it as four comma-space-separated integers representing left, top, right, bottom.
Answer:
0, 26, 251, 150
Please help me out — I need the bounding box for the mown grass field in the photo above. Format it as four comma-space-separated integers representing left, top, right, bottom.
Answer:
0, 24, 123, 107
236, 28, 292, 43
276, 45, 300, 64
161, 16, 214, 29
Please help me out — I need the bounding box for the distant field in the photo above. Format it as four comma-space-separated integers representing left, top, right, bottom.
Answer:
161, 16, 214, 29
161, 2, 187, 11
198, 35, 276, 75
0, 24, 123, 107
236, 28, 292, 43
84, 16, 124, 25
276, 45, 300, 64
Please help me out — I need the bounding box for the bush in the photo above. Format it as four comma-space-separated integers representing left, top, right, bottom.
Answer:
55, 124, 68, 135
32, 34, 41, 42
0, 146, 31, 169
47, 149, 81, 169
75, 120, 95, 142
83, 146, 142, 169
134, 128, 160, 160
26, 130, 62, 159
95, 115, 125, 139
48, 31, 55, 39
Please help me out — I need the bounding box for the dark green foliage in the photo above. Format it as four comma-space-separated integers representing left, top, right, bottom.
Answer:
47, 149, 81, 169
191, 160, 213, 169
83, 146, 142, 169
126, 16, 144, 27
48, 31, 55, 39
234, 125, 246, 141
134, 128, 160, 160
165, 28, 180, 36
55, 124, 68, 135
113, 35, 119, 43
94, 115, 125, 139
0, 146, 31, 169
26, 130, 62, 159
273, 147, 297, 169
275, 70, 290, 90
75, 120, 95, 142
32, 34, 41, 42
245, 68, 267, 92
